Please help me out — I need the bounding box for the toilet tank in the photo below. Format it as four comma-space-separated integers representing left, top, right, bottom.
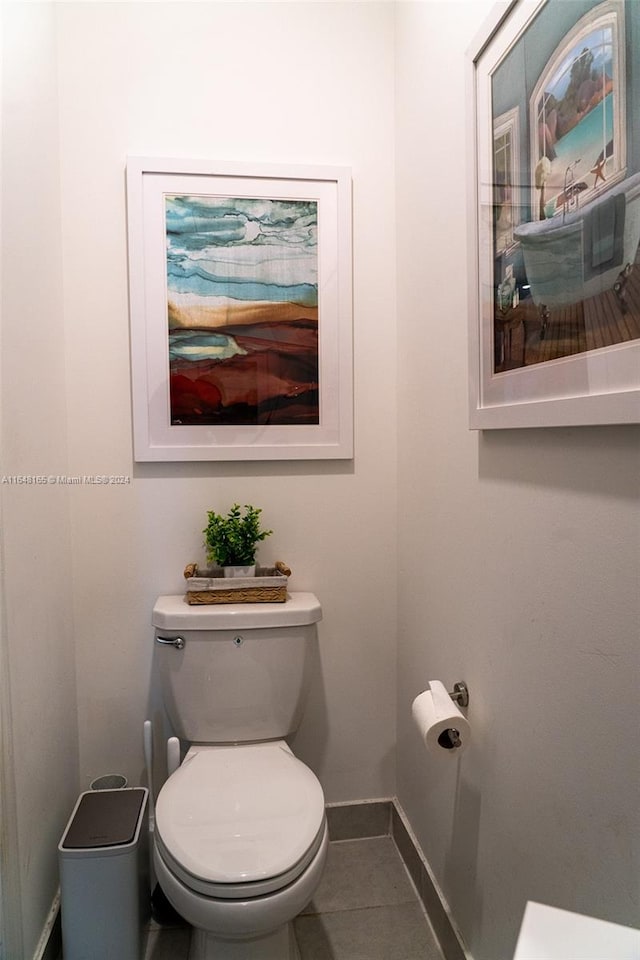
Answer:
152, 593, 322, 743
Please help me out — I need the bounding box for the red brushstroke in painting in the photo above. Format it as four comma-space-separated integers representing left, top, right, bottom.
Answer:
169, 318, 319, 426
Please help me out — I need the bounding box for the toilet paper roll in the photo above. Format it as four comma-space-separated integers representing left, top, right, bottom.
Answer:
411, 680, 470, 755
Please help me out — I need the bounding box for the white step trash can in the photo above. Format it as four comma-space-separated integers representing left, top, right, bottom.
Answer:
58, 787, 149, 960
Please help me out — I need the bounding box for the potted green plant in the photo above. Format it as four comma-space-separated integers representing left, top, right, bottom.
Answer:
203, 503, 273, 578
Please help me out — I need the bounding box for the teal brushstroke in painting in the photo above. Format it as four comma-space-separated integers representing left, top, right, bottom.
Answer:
169, 330, 246, 362
166, 265, 318, 307
166, 196, 318, 229
165, 194, 318, 309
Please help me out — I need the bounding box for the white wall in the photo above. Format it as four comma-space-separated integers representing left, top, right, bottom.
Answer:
395, 4, 640, 959
1, 3, 79, 956
3, 3, 639, 957
54, 1, 398, 802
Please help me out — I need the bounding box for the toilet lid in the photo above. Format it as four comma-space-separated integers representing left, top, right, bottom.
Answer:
155, 742, 325, 888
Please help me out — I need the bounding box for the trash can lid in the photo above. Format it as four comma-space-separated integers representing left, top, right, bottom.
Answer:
61, 788, 146, 849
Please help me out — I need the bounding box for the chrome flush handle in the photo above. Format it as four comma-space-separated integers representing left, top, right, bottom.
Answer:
155, 635, 185, 650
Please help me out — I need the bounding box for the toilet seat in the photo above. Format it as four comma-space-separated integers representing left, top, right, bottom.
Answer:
155, 741, 326, 899
156, 820, 327, 900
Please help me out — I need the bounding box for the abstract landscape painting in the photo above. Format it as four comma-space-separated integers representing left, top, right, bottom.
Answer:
165, 194, 319, 426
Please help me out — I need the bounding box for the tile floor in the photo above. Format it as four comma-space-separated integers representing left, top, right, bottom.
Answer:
143, 835, 445, 960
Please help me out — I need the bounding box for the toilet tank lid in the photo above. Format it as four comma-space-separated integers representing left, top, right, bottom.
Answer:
152, 592, 322, 630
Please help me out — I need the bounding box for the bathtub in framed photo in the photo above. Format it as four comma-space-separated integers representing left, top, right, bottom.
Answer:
467, 0, 640, 428
126, 158, 353, 460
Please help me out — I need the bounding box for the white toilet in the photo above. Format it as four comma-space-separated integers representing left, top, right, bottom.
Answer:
151, 592, 327, 960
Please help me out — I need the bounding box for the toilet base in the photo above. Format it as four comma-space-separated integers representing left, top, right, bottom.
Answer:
189, 922, 300, 960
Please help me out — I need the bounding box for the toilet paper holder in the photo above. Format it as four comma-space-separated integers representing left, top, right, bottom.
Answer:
413, 681, 471, 754
447, 681, 469, 708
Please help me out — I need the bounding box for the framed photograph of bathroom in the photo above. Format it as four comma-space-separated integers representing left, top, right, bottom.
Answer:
126, 158, 353, 460
467, 0, 640, 428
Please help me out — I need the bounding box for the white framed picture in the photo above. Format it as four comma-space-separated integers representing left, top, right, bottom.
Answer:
126, 157, 353, 459
467, 0, 640, 428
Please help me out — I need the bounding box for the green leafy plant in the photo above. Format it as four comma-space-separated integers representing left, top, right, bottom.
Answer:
203, 503, 273, 567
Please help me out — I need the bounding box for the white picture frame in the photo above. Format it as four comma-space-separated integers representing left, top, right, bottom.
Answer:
467, 0, 640, 429
126, 157, 353, 460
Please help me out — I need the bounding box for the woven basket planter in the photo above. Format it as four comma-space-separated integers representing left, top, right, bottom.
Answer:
183, 561, 291, 604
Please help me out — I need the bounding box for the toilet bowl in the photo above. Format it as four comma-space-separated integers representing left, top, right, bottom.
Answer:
153, 741, 327, 959
151, 592, 326, 959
